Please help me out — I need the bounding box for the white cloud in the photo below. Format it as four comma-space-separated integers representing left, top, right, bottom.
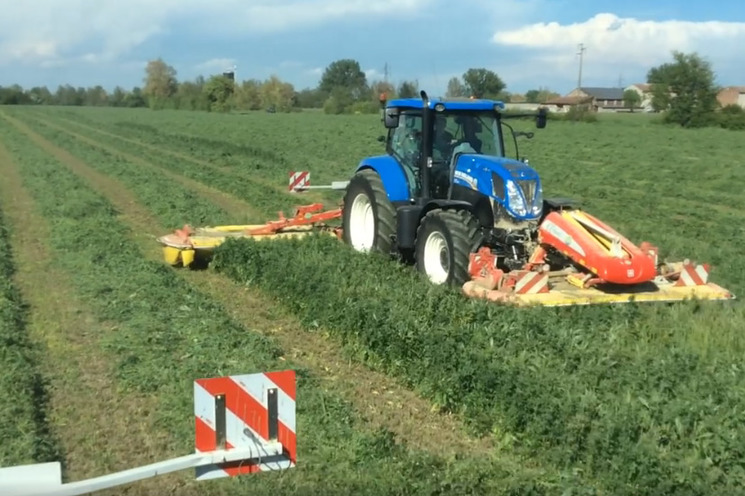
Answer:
492, 13, 745, 84
0, 0, 181, 66
0, 0, 432, 68
212, 0, 429, 33
195, 58, 237, 72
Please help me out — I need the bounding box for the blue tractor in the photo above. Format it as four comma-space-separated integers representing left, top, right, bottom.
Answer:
341, 90, 554, 286
156, 89, 734, 305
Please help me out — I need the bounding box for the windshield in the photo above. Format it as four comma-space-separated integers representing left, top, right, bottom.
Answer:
432, 111, 503, 164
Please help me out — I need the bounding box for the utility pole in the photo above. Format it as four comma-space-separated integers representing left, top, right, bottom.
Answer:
384, 62, 389, 83
576, 43, 586, 90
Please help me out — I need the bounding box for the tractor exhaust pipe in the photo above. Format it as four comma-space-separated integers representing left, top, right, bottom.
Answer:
419, 90, 432, 201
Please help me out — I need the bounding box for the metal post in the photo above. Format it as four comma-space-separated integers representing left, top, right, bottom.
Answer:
577, 43, 586, 89
267, 388, 278, 441
215, 393, 226, 450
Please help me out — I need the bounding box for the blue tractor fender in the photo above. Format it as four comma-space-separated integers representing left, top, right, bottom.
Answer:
354, 155, 411, 203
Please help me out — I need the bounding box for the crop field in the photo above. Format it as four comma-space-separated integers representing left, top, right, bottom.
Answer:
0, 104, 744, 495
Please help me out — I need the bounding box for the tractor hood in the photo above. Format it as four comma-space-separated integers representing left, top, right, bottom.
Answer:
452, 154, 543, 221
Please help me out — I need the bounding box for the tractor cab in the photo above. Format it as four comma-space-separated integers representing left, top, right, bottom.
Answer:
380, 94, 547, 203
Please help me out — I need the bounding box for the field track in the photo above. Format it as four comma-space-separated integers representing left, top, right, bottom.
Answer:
0, 137, 183, 494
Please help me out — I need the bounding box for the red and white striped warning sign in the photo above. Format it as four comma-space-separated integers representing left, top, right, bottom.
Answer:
193, 370, 296, 480
675, 262, 710, 287
288, 171, 310, 192
513, 270, 549, 294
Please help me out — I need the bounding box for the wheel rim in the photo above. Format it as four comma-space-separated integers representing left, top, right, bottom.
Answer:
423, 231, 450, 284
348, 193, 375, 251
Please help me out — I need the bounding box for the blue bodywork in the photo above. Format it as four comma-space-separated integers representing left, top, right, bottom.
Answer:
356, 155, 411, 203
356, 96, 541, 222
451, 155, 543, 221
386, 97, 505, 111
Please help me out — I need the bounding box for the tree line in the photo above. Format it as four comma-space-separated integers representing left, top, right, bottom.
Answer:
1, 51, 742, 130
0, 57, 557, 115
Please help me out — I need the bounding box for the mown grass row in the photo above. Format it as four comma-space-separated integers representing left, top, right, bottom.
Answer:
212, 234, 745, 496
26, 113, 328, 221
0, 205, 60, 466
0, 118, 572, 494
29, 106, 380, 186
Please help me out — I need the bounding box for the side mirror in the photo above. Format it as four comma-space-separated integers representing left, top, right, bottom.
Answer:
536, 107, 547, 129
383, 107, 399, 129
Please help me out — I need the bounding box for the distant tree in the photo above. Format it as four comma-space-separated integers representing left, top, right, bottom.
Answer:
294, 87, 327, 109
85, 85, 108, 106
370, 80, 395, 100
495, 91, 511, 103
462, 68, 505, 98
525, 87, 560, 104
143, 58, 178, 109
123, 87, 147, 108
260, 75, 295, 112
175, 78, 210, 111
109, 86, 127, 107
524, 89, 540, 103
26, 86, 52, 104
647, 63, 675, 112
446, 77, 468, 98
623, 89, 641, 111
54, 84, 79, 105
0, 85, 30, 104
323, 86, 355, 114
234, 79, 263, 110
647, 51, 719, 127
75, 87, 87, 106
203, 75, 235, 112
397, 80, 418, 98
319, 59, 368, 101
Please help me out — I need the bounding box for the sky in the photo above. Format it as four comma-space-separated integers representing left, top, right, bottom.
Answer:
1, 0, 745, 96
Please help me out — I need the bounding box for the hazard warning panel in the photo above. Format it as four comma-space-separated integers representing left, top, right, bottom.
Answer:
193, 370, 296, 480
288, 171, 310, 192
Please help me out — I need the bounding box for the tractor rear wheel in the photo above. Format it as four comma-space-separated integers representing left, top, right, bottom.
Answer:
342, 169, 396, 255
414, 209, 482, 286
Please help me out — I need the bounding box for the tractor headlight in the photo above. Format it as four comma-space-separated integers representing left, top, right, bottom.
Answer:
506, 180, 528, 217
532, 183, 543, 217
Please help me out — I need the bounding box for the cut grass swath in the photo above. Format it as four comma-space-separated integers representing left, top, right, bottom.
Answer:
0, 203, 61, 466
212, 233, 745, 496
1, 115, 575, 496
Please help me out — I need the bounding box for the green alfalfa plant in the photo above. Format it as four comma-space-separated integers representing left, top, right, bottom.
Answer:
211, 233, 745, 496
3, 114, 579, 496
0, 210, 61, 466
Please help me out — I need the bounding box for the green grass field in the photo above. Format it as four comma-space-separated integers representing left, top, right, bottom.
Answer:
0, 105, 743, 495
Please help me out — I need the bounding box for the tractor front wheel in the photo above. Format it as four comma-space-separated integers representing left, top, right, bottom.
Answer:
415, 209, 482, 286
342, 169, 396, 255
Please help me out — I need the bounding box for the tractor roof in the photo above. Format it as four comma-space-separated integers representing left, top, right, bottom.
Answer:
387, 96, 505, 111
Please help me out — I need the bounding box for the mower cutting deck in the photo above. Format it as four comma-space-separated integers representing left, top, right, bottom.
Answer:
158, 203, 342, 267
158, 202, 734, 307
